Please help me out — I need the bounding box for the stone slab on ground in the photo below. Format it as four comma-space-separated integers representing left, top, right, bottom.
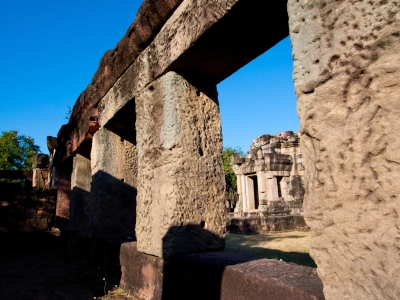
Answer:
120, 241, 324, 300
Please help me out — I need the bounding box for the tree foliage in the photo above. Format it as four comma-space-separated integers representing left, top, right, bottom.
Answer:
223, 146, 244, 193
0, 130, 40, 170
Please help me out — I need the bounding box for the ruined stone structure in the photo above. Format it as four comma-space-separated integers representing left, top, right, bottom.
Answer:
49, 0, 400, 299
232, 132, 304, 215
0, 154, 57, 232
227, 132, 306, 233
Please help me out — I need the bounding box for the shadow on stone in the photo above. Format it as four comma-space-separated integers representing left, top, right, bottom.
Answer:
90, 170, 137, 240
69, 186, 91, 231
161, 225, 227, 299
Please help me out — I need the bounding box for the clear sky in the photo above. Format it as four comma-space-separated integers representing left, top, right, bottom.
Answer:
0, 0, 299, 154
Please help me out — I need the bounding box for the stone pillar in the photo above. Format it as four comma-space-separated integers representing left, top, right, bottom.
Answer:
289, 0, 400, 298
241, 174, 247, 212
69, 154, 91, 231
246, 176, 256, 210
235, 174, 243, 212
90, 127, 137, 240
55, 158, 72, 229
266, 177, 279, 203
135, 71, 225, 258
257, 171, 266, 206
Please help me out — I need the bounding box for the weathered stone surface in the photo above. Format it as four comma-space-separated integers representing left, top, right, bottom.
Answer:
69, 154, 91, 231
288, 0, 400, 299
90, 128, 137, 240
120, 242, 164, 300
120, 241, 324, 300
68, 0, 183, 154
135, 71, 225, 257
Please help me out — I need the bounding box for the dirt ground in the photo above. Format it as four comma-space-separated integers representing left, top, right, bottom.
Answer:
0, 230, 314, 300
0, 231, 135, 300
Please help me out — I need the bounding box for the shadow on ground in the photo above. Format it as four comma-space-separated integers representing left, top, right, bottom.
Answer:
225, 232, 316, 268
0, 231, 107, 300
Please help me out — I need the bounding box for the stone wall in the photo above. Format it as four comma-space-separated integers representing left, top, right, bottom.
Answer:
288, 0, 400, 299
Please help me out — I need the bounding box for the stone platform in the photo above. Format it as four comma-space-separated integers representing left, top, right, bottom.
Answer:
227, 213, 308, 234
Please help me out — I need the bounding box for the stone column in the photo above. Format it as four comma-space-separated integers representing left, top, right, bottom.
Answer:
257, 171, 266, 207
69, 154, 91, 232
266, 177, 279, 203
289, 0, 400, 298
90, 127, 137, 240
241, 174, 247, 212
246, 176, 256, 210
135, 71, 225, 258
55, 158, 72, 229
235, 174, 243, 212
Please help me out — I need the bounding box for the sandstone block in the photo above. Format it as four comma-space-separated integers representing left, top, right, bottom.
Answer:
135, 71, 225, 257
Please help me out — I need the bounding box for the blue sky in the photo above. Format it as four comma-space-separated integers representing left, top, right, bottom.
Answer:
0, 0, 299, 154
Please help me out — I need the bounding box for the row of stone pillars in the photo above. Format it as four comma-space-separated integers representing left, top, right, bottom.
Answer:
56, 72, 227, 258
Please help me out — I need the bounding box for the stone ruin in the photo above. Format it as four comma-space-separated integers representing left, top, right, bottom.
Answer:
232, 131, 304, 214
228, 131, 307, 233
46, 0, 400, 299
0, 152, 57, 233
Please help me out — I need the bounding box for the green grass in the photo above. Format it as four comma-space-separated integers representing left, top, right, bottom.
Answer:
225, 230, 316, 268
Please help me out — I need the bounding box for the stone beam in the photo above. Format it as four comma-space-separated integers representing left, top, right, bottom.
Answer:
99, 0, 288, 128
288, 0, 400, 298
68, 0, 184, 154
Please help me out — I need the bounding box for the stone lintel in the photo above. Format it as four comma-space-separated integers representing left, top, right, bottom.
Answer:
67, 0, 184, 154
99, 0, 289, 128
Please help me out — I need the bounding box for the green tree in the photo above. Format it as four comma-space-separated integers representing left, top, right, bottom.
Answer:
223, 146, 244, 193
0, 130, 40, 170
